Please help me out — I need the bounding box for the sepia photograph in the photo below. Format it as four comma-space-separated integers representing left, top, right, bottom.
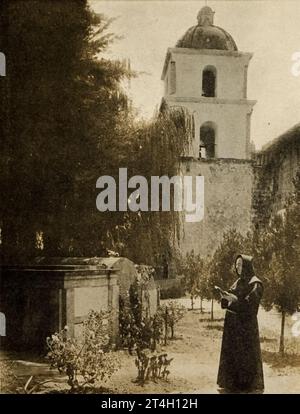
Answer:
0, 0, 300, 397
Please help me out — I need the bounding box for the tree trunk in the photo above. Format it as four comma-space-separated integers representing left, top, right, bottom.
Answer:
164, 307, 168, 346
170, 324, 174, 339
211, 299, 214, 321
200, 297, 203, 313
191, 295, 194, 310
279, 311, 286, 355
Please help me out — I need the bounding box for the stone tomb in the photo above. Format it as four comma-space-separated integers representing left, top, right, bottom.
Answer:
0, 257, 119, 351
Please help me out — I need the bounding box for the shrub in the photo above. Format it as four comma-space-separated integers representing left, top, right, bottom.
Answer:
46, 310, 119, 392
119, 297, 164, 352
135, 349, 173, 385
158, 301, 186, 341
119, 280, 175, 385
159, 284, 185, 299
0, 360, 18, 393
119, 281, 164, 353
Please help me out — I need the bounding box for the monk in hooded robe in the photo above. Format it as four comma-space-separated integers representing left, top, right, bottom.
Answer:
217, 254, 264, 393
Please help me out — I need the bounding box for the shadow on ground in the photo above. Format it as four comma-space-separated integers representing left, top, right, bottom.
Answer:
205, 325, 224, 331
44, 386, 116, 394
199, 318, 225, 323
262, 350, 300, 368
260, 336, 277, 344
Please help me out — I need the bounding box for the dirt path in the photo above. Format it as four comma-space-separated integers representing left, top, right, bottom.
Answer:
2, 298, 300, 393
105, 298, 300, 394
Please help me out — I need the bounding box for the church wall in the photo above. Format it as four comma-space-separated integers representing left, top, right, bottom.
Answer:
180, 158, 254, 257
252, 127, 300, 229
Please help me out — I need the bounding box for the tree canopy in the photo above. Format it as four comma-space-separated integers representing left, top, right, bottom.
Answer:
0, 0, 192, 267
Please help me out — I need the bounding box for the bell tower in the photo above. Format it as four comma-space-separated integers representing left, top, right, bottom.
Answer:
161, 7, 256, 160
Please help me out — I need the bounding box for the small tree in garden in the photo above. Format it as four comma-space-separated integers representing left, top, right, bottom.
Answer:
158, 301, 186, 342
182, 250, 204, 309
197, 258, 211, 314
46, 310, 119, 392
166, 301, 186, 339
207, 229, 246, 320
257, 173, 300, 355
202, 262, 216, 321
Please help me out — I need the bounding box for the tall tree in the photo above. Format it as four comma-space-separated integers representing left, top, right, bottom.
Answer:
0, 0, 131, 261
0, 1, 193, 269
256, 171, 300, 354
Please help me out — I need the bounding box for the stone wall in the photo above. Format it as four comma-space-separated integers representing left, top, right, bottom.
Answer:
180, 157, 254, 257
178, 124, 299, 257
252, 124, 300, 229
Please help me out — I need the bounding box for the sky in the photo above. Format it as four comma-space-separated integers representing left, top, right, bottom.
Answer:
90, 0, 300, 149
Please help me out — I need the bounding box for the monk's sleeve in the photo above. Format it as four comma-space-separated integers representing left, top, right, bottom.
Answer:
226, 282, 263, 314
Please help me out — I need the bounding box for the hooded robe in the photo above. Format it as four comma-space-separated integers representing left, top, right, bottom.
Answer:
217, 254, 264, 392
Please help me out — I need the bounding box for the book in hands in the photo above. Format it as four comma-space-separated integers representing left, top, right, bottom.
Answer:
214, 286, 238, 303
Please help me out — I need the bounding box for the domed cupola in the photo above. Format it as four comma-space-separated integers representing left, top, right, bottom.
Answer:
176, 6, 238, 51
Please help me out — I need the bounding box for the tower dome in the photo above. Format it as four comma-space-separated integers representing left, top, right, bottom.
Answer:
176, 7, 238, 51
